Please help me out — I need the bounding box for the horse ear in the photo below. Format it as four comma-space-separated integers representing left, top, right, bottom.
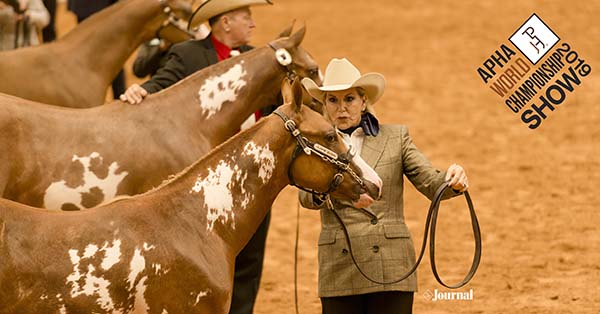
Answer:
278, 20, 295, 38
288, 23, 306, 47
281, 78, 293, 105
292, 78, 303, 113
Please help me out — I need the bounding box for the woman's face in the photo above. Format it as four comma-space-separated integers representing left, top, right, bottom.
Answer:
324, 88, 366, 131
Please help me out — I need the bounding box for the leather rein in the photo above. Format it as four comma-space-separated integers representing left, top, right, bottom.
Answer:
326, 183, 482, 289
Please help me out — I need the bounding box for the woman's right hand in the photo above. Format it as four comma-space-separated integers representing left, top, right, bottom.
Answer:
352, 193, 375, 209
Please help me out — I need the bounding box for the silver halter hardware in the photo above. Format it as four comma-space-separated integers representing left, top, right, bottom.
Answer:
275, 48, 293, 66
273, 109, 366, 196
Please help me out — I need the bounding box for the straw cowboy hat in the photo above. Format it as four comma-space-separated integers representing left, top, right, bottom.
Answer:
302, 58, 386, 106
189, 0, 273, 26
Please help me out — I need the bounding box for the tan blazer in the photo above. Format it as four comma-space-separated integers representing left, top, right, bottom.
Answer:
300, 124, 459, 297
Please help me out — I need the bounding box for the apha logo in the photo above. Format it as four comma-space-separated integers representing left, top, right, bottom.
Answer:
476, 13, 592, 129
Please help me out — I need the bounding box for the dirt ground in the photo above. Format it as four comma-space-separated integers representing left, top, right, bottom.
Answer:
52, 0, 600, 313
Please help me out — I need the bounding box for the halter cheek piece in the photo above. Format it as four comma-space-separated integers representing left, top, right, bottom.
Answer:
155, 2, 196, 41
273, 110, 365, 198
268, 44, 299, 81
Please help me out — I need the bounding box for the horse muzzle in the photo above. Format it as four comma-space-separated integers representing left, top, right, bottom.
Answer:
361, 179, 381, 201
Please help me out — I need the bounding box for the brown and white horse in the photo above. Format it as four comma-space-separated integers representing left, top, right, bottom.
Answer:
0, 79, 381, 314
0, 0, 193, 108
0, 27, 320, 210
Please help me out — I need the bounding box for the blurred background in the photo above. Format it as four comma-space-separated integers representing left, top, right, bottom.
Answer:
50, 1, 600, 313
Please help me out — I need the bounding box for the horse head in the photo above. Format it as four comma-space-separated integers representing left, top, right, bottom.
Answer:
277, 79, 382, 203
152, 0, 195, 43
269, 24, 322, 86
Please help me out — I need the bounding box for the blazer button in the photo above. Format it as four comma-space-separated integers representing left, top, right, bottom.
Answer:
341, 248, 348, 255
372, 245, 380, 253
371, 218, 378, 225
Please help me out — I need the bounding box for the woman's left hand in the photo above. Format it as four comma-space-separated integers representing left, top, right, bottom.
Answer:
445, 163, 469, 192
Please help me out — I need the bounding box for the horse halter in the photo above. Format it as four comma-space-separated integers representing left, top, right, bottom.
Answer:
267, 43, 299, 81
155, 1, 195, 41
273, 110, 366, 198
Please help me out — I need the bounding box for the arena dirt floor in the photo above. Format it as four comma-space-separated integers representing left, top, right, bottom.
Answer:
54, 1, 600, 313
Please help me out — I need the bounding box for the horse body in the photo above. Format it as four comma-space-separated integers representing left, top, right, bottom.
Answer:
0, 0, 192, 108
0, 81, 381, 313
0, 28, 319, 210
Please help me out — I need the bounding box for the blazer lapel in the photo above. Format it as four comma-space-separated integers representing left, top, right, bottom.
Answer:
361, 133, 388, 167
201, 37, 219, 66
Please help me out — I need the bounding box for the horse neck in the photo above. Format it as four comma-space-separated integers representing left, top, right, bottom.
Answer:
59, 0, 165, 85
146, 47, 286, 147
152, 115, 293, 254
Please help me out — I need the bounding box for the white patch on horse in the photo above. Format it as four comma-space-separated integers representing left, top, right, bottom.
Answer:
59, 304, 67, 314
100, 239, 122, 270
242, 142, 275, 183
234, 165, 251, 208
128, 248, 145, 290
190, 160, 237, 231
198, 61, 247, 118
131, 276, 149, 313
194, 290, 210, 305
161, 309, 169, 314
44, 152, 128, 210
40, 294, 48, 300
153, 263, 162, 275
83, 244, 99, 258
127, 244, 156, 313
66, 248, 117, 312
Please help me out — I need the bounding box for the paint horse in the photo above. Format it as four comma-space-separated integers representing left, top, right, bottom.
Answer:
0, 26, 319, 211
0, 0, 194, 108
0, 79, 382, 314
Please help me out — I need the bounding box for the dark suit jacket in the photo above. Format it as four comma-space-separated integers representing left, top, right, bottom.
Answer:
140, 35, 279, 116
141, 36, 252, 94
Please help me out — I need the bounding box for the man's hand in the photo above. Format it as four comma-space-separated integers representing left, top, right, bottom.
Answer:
119, 84, 148, 105
445, 163, 469, 192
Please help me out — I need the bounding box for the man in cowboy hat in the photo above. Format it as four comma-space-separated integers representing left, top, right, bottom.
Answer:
120, 0, 273, 103
120, 1, 275, 314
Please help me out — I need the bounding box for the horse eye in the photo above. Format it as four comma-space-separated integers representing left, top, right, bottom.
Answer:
325, 134, 337, 143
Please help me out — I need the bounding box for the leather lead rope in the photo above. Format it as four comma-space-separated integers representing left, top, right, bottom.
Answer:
327, 183, 482, 288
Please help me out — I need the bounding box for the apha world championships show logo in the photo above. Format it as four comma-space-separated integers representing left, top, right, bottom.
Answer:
477, 14, 592, 129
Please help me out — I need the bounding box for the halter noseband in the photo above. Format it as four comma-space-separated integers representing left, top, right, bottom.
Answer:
273, 110, 366, 198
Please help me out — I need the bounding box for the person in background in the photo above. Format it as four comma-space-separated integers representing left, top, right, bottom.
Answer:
121, 1, 275, 313
0, 0, 49, 50
41, 0, 55, 42
67, 0, 125, 99
133, 24, 210, 78
300, 58, 470, 314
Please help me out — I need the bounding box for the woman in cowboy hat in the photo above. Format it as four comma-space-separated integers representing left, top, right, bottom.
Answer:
300, 58, 469, 314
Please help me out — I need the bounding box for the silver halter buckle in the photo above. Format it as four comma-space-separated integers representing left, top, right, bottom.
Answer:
313, 143, 339, 160
275, 48, 293, 66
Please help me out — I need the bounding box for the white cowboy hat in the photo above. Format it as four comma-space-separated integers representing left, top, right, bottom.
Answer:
189, 0, 273, 27
302, 58, 385, 105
